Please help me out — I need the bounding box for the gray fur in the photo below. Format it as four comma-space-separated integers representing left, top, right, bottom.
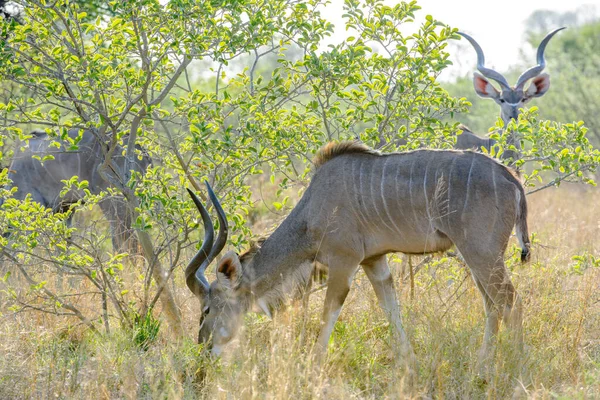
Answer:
192, 142, 530, 365
3, 128, 150, 251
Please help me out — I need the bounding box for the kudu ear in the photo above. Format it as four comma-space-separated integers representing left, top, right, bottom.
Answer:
524, 73, 550, 99
217, 250, 242, 286
473, 73, 500, 99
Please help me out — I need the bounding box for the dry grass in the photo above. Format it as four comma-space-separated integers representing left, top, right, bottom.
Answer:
0, 186, 599, 399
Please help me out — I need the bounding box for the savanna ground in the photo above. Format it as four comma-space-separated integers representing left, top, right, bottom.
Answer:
0, 186, 598, 399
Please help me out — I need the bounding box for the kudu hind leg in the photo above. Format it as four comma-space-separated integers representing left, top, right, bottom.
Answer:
477, 261, 522, 340
464, 251, 524, 361
472, 274, 501, 361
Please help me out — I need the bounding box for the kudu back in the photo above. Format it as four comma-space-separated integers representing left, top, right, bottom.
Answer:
186, 142, 530, 365
3, 128, 151, 251
456, 28, 565, 161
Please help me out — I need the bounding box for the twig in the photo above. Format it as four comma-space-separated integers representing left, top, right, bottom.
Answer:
409, 256, 414, 300
440, 274, 470, 320
2, 249, 97, 332
402, 255, 433, 284
526, 165, 591, 196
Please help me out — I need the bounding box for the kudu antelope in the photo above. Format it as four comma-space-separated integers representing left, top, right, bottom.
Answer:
186, 142, 531, 366
456, 28, 565, 161
3, 129, 151, 251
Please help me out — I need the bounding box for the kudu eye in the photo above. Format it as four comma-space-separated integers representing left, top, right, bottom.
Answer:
499, 99, 506, 103
199, 306, 210, 325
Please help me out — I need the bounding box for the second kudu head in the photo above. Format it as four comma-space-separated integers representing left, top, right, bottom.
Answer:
459, 27, 565, 126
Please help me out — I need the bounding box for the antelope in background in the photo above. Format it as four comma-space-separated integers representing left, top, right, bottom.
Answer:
2, 128, 151, 251
455, 27, 565, 162
185, 141, 531, 370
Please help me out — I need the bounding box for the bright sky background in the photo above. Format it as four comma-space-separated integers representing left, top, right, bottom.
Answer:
323, 0, 598, 81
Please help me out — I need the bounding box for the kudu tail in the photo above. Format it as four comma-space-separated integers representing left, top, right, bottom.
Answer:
515, 186, 531, 263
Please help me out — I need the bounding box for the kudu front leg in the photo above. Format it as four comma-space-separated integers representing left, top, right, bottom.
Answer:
362, 256, 416, 369
314, 261, 359, 360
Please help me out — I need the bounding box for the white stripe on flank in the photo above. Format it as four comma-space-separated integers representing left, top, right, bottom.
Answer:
371, 157, 396, 233
381, 157, 404, 237
446, 157, 457, 229
355, 158, 374, 234
393, 158, 409, 227
344, 158, 367, 231
409, 160, 419, 227
489, 163, 499, 245
462, 155, 476, 215
423, 159, 432, 230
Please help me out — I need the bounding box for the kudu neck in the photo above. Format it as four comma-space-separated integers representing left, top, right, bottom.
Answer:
238, 205, 313, 309
499, 112, 522, 147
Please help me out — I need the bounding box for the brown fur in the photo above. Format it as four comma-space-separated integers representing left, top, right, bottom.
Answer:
313, 141, 377, 169
458, 124, 474, 134
508, 167, 522, 181
30, 129, 47, 137
239, 237, 267, 263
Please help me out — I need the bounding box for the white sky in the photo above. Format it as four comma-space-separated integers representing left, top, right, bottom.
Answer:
323, 0, 598, 81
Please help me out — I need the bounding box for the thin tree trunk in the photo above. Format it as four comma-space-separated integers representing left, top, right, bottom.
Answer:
136, 229, 184, 338
98, 160, 185, 339
102, 287, 110, 334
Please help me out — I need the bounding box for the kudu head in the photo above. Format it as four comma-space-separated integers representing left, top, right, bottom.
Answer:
186, 183, 246, 355
458, 27, 565, 126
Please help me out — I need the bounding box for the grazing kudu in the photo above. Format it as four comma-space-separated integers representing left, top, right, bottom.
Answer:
3, 128, 151, 251
186, 141, 531, 369
456, 28, 565, 161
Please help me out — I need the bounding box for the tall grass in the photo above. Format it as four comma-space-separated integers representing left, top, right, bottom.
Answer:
0, 186, 598, 399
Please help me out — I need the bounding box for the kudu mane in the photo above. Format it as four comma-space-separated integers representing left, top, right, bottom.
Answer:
314, 141, 377, 169
315, 139, 522, 181
239, 237, 266, 263
30, 129, 48, 137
